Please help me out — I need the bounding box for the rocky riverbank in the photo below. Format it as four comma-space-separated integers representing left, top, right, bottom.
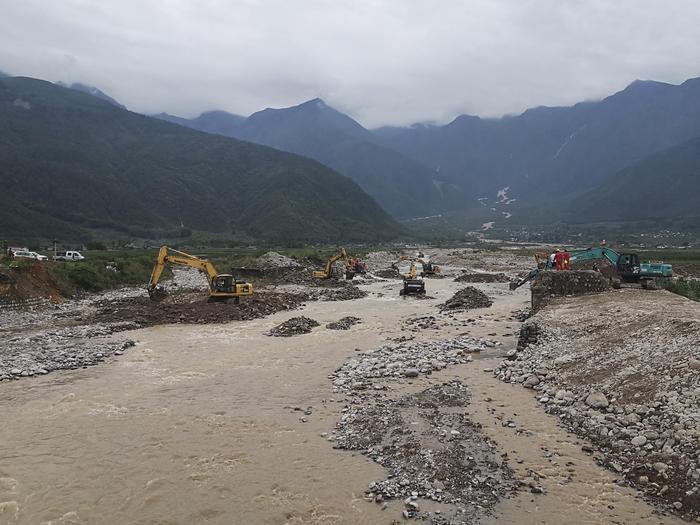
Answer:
493, 289, 700, 521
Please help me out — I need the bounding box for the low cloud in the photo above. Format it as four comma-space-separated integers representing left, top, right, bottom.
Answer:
1, 0, 699, 127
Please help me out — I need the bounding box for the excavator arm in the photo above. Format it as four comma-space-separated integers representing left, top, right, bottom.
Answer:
313, 248, 349, 279
148, 246, 253, 301
509, 268, 541, 290
148, 245, 170, 292
148, 246, 219, 292
569, 247, 620, 266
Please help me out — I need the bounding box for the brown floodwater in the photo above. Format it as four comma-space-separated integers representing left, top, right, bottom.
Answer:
0, 277, 686, 524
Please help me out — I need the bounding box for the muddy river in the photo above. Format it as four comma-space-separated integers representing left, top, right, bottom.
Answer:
0, 277, 686, 524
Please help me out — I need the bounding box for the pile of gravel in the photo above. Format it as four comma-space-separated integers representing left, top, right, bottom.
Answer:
329, 336, 491, 392
326, 316, 361, 330
267, 316, 320, 337
440, 287, 493, 311
0, 323, 136, 381
255, 251, 302, 268
328, 337, 514, 523
335, 382, 517, 523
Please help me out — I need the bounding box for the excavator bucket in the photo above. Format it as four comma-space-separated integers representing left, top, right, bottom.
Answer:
148, 287, 169, 302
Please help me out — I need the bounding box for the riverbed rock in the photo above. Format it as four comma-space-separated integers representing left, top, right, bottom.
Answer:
585, 392, 609, 409
524, 375, 540, 388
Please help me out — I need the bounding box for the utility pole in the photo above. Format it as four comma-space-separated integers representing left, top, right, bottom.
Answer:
53, 239, 57, 260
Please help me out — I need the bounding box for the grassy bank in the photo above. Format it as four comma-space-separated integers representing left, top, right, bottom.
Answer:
39, 245, 381, 296
660, 278, 700, 302
46, 253, 157, 296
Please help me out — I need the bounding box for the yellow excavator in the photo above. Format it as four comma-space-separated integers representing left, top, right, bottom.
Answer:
417, 257, 441, 276
313, 247, 349, 279
313, 248, 367, 279
148, 246, 253, 303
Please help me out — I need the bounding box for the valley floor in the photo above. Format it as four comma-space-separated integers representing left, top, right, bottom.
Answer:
0, 249, 697, 524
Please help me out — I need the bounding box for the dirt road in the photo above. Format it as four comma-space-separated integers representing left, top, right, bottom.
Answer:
0, 274, 688, 524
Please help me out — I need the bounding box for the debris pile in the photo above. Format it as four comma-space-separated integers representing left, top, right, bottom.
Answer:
255, 251, 302, 268
326, 316, 361, 330
314, 285, 367, 302
267, 316, 320, 337
493, 290, 700, 520
373, 267, 401, 279
454, 272, 510, 283
94, 291, 306, 327
440, 287, 493, 311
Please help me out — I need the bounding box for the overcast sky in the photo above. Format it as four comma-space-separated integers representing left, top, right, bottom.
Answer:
1, 0, 700, 127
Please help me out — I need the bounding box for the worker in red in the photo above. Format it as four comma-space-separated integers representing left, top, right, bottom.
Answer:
554, 249, 564, 271
562, 248, 571, 270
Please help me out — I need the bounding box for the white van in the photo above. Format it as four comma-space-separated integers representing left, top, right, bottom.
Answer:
13, 250, 48, 261
54, 251, 85, 262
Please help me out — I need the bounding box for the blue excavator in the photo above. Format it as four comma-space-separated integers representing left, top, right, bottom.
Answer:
509, 247, 672, 290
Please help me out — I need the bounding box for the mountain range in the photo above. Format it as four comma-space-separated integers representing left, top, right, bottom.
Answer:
376, 78, 700, 211
159, 77, 700, 228
158, 100, 465, 219
2, 71, 700, 243
0, 76, 401, 243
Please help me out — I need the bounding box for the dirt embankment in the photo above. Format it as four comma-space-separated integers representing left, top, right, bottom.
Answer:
0, 262, 64, 305
494, 289, 700, 520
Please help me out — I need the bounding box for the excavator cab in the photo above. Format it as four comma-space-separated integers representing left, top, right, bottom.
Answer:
212, 274, 235, 293
209, 274, 252, 303
616, 253, 641, 281
420, 261, 441, 276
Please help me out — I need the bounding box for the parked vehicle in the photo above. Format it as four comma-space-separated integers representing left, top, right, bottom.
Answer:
12, 250, 48, 261
7, 246, 29, 256
53, 251, 85, 262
